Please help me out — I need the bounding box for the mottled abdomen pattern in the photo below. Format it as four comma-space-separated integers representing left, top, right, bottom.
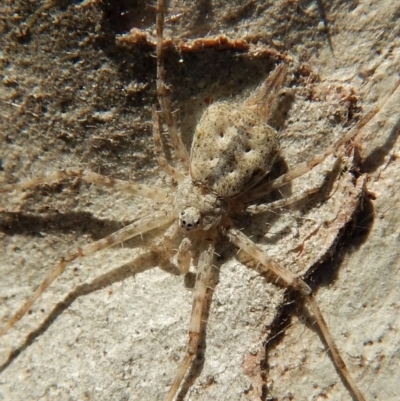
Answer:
190, 101, 278, 197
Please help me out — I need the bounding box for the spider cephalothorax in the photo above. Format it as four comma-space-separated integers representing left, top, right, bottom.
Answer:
175, 178, 225, 232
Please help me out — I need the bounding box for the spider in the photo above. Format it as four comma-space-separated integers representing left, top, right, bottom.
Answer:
1, 0, 399, 400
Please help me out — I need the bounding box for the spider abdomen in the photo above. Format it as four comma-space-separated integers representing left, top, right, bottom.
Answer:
190, 101, 278, 198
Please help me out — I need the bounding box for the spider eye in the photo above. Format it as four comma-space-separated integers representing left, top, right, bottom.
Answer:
180, 207, 201, 231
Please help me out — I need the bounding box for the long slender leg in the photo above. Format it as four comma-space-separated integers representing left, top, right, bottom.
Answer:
227, 227, 366, 401
246, 187, 320, 214
243, 63, 288, 120
242, 77, 400, 203
227, 227, 311, 295
0, 210, 174, 336
306, 294, 366, 401
152, 104, 185, 183
0, 167, 170, 202
165, 240, 215, 401
155, 0, 190, 170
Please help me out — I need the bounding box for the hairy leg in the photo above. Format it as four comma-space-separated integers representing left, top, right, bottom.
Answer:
165, 240, 215, 401
0, 210, 174, 336
0, 167, 171, 203
227, 226, 366, 401
152, 104, 186, 183
242, 77, 400, 203
155, 0, 190, 170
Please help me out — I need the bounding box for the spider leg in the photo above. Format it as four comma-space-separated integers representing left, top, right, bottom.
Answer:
227, 227, 311, 294
150, 221, 191, 275
176, 237, 191, 274
227, 227, 366, 401
243, 63, 288, 120
0, 210, 174, 337
165, 240, 215, 401
305, 294, 366, 401
242, 77, 400, 203
246, 187, 320, 214
152, 104, 186, 183
155, 0, 190, 171
0, 167, 171, 202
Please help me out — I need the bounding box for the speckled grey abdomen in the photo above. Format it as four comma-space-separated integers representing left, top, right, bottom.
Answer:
190, 101, 278, 198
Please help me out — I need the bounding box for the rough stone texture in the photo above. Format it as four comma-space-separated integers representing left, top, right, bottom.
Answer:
0, 1, 399, 400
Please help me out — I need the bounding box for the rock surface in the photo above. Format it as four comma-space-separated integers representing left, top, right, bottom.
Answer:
1, 1, 399, 400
